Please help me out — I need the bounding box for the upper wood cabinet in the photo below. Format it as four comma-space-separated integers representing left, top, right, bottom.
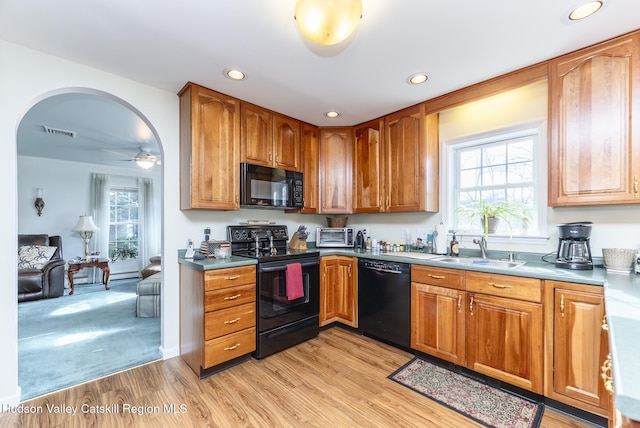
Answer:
549, 32, 640, 206
299, 122, 320, 213
383, 104, 439, 212
240, 103, 301, 172
544, 281, 609, 418
179, 82, 240, 210
319, 127, 353, 214
353, 118, 385, 213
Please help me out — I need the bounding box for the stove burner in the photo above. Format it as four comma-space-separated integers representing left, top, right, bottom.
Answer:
227, 224, 318, 262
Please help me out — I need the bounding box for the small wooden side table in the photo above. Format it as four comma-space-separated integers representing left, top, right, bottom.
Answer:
67, 258, 110, 295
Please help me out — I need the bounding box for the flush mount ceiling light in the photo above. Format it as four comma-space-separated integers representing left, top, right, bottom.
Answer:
408, 73, 429, 85
569, 1, 603, 20
324, 111, 340, 118
294, 0, 362, 46
224, 69, 246, 80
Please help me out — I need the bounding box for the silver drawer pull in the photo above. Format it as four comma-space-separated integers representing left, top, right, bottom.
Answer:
224, 294, 241, 300
224, 343, 240, 351
224, 317, 241, 324
488, 282, 511, 289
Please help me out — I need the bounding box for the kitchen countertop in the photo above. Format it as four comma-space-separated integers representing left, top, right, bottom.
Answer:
177, 247, 640, 421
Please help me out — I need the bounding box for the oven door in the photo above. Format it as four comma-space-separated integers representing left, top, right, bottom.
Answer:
257, 256, 320, 333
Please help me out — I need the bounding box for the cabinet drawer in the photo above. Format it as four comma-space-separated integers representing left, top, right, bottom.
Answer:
204, 265, 256, 291
466, 272, 541, 303
412, 265, 465, 291
205, 302, 256, 340
203, 327, 256, 369
205, 284, 256, 312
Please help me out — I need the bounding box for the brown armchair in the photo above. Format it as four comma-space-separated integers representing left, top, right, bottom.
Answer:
18, 234, 65, 302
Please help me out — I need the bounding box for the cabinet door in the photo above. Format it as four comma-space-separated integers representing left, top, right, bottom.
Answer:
353, 118, 385, 212
319, 128, 353, 213
273, 113, 301, 171
240, 102, 272, 167
549, 32, 640, 206
552, 287, 609, 413
179, 83, 239, 210
300, 122, 319, 213
411, 283, 465, 365
320, 256, 357, 327
384, 105, 439, 212
467, 293, 543, 393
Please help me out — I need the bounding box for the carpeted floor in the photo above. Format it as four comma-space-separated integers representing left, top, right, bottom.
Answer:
389, 357, 544, 428
18, 278, 161, 401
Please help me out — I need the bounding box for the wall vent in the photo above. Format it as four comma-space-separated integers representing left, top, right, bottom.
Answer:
43, 125, 76, 138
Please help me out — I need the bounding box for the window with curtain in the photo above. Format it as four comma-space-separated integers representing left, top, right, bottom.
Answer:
108, 187, 139, 261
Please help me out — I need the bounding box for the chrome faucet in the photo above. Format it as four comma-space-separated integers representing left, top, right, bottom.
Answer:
473, 236, 488, 259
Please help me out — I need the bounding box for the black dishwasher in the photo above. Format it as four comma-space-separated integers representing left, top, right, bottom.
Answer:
358, 258, 411, 349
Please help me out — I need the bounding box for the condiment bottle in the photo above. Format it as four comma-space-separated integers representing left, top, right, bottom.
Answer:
450, 232, 459, 257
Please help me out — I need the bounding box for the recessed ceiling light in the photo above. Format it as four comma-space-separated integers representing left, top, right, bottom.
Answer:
324, 111, 340, 118
224, 69, 246, 80
569, 1, 603, 20
408, 73, 429, 85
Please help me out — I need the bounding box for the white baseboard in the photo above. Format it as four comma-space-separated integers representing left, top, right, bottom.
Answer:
160, 345, 179, 360
0, 386, 21, 406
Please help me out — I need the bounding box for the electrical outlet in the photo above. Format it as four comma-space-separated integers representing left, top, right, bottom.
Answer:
361, 228, 368, 236
401, 228, 409, 239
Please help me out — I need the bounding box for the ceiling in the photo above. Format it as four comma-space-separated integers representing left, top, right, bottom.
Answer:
3, 1, 640, 168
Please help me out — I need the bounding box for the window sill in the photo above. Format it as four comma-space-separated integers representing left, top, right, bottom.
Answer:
456, 233, 550, 246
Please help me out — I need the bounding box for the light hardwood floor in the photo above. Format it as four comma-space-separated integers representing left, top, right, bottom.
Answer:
0, 328, 598, 428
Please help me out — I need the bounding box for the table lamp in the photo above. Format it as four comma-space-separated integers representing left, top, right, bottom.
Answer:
73, 215, 99, 261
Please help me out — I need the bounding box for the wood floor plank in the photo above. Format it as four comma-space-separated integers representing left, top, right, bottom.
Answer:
1, 327, 599, 428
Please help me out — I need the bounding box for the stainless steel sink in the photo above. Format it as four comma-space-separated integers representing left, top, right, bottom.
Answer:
432, 256, 526, 270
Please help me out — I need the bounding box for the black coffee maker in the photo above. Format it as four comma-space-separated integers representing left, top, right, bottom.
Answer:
555, 222, 593, 270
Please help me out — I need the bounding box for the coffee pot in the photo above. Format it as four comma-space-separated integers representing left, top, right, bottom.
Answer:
355, 230, 365, 250
555, 222, 593, 270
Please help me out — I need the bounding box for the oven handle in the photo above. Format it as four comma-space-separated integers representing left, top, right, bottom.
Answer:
260, 260, 318, 272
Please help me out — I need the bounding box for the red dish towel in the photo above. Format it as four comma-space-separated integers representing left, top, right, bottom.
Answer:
286, 263, 304, 300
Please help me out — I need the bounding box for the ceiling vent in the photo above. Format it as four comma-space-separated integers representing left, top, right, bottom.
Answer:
43, 125, 76, 138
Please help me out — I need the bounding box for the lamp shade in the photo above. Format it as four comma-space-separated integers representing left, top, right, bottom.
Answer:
294, 0, 362, 46
73, 215, 99, 232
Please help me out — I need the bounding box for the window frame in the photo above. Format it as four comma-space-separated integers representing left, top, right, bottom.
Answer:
108, 186, 140, 262
444, 121, 548, 245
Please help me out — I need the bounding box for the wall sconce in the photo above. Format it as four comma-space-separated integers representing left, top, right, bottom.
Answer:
34, 188, 45, 216
294, 0, 362, 46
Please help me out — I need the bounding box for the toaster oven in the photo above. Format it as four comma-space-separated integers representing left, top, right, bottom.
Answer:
316, 227, 354, 248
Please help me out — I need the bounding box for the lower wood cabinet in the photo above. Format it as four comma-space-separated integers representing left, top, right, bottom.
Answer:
411, 266, 543, 394
320, 256, 357, 327
180, 263, 256, 378
411, 266, 466, 365
544, 280, 609, 418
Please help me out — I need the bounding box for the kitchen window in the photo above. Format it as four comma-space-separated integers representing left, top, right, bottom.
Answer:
449, 127, 542, 238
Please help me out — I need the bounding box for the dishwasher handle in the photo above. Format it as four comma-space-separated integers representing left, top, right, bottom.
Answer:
364, 266, 404, 274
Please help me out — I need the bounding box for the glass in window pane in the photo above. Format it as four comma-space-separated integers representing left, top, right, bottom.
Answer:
482, 165, 506, 186
460, 168, 481, 188
483, 145, 506, 166
508, 140, 533, 163
460, 149, 481, 169
508, 161, 533, 183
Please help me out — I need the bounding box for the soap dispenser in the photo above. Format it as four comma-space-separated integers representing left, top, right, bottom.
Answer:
450, 232, 459, 257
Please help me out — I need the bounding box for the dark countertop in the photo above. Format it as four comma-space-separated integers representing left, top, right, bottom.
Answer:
177, 246, 639, 420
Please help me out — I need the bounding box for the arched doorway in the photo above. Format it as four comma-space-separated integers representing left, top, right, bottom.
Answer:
16, 88, 163, 400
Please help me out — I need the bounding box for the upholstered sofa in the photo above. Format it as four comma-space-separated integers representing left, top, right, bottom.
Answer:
18, 234, 65, 302
136, 272, 161, 317
141, 255, 161, 278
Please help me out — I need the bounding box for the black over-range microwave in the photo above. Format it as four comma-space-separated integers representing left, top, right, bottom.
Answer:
240, 163, 304, 209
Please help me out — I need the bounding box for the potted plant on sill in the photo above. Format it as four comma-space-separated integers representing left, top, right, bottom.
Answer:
458, 199, 531, 238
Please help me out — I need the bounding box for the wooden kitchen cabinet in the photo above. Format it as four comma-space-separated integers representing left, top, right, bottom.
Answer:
320, 255, 357, 327
465, 272, 543, 393
180, 264, 256, 377
319, 128, 353, 213
299, 122, 320, 213
179, 82, 240, 210
544, 280, 609, 417
549, 31, 640, 206
353, 118, 385, 213
383, 104, 439, 212
240, 103, 301, 171
411, 265, 466, 365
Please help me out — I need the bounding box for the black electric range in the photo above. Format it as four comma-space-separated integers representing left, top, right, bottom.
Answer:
226, 225, 320, 360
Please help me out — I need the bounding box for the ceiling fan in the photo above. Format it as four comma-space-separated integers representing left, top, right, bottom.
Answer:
104, 146, 161, 169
